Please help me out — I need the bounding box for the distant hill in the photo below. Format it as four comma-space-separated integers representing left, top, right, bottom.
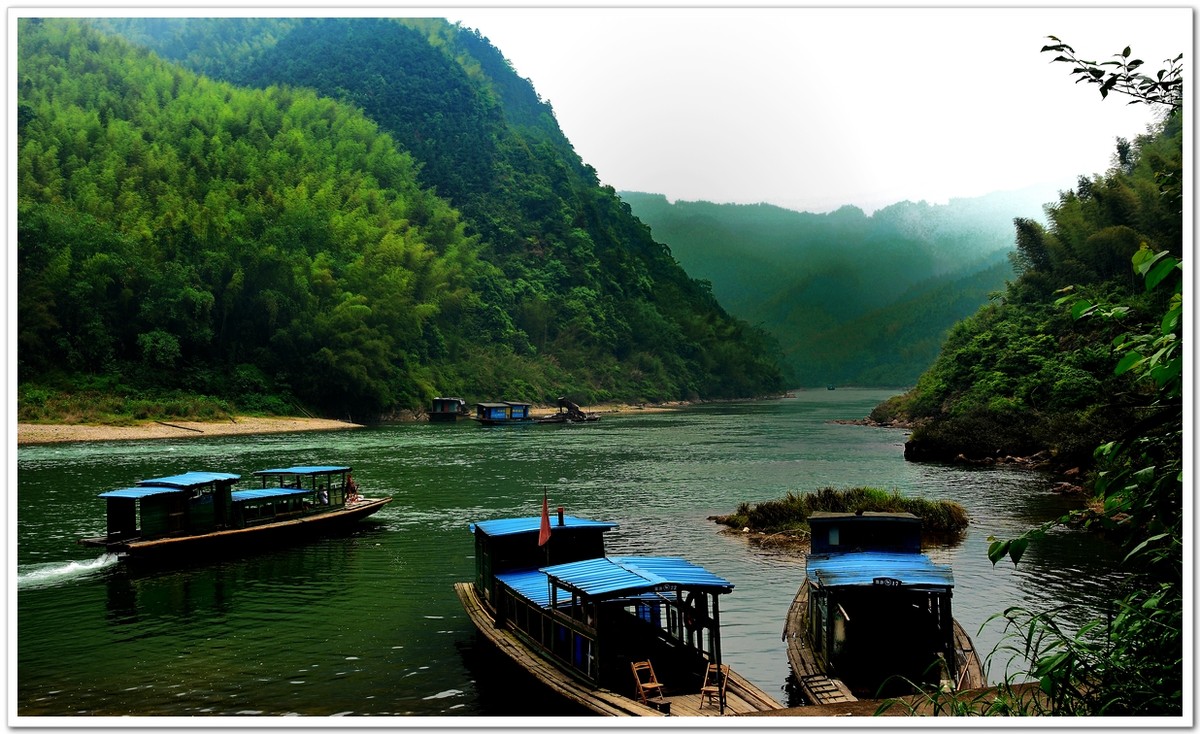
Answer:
17, 18, 784, 420
619, 189, 1059, 386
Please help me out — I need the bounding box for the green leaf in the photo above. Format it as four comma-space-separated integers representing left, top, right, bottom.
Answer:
1008, 537, 1029, 565
1145, 256, 1180, 291
1069, 299, 1094, 319
987, 539, 1010, 566
1114, 351, 1143, 375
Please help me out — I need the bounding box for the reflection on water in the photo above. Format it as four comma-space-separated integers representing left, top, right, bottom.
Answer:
16, 390, 1122, 717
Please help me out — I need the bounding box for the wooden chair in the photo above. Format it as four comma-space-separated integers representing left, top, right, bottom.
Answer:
699, 663, 729, 711
630, 660, 665, 704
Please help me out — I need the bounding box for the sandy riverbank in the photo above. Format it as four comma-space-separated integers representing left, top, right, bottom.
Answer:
16, 417, 363, 446
15, 402, 690, 446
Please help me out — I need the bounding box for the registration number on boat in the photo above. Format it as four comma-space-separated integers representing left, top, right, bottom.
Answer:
872, 577, 902, 587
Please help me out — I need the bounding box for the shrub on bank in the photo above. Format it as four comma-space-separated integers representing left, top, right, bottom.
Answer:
714, 486, 970, 539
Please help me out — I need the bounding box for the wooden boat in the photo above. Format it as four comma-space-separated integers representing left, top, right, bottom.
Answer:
429, 396, 469, 422
782, 512, 985, 705
535, 397, 601, 424
473, 401, 534, 426
454, 509, 784, 716
80, 466, 391, 562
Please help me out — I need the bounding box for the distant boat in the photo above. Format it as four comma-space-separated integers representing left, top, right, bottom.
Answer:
79, 466, 391, 562
534, 396, 601, 424
472, 401, 534, 426
782, 512, 985, 704
428, 396, 468, 422
454, 509, 784, 716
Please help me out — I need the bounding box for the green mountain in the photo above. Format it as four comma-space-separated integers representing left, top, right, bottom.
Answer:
619, 189, 1058, 387
17, 18, 783, 420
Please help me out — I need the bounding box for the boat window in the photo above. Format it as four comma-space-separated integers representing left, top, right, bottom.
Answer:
828, 527, 839, 546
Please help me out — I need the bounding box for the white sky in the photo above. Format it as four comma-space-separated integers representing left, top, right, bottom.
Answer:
436, 5, 1190, 214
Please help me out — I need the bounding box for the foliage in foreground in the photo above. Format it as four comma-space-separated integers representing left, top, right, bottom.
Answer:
714, 486, 971, 538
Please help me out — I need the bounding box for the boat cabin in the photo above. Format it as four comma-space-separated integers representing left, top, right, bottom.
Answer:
803, 512, 959, 697
95, 471, 241, 541
429, 397, 468, 422
249, 465, 352, 522
471, 513, 735, 708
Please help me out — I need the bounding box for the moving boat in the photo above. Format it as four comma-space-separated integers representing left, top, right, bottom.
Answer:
454, 508, 784, 716
782, 511, 985, 705
79, 466, 391, 562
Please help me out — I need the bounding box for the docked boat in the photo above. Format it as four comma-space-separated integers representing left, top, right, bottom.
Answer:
473, 401, 534, 426
782, 512, 985, 705
79, 466, 391, 562
534, 397, 600, 424
429, 396, 469, 422
454, 508, 784, 716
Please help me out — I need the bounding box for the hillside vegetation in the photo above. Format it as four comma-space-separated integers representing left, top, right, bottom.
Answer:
879, 113, 1182, 469
17, 18, 783, 421
621, 190, 1055, 387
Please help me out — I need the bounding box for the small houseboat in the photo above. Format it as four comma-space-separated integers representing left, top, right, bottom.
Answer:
473, 401, 534, 426
454, 509, 784, 716
782, 512, 985, 705
429, 396, 469, 422
80, 466, 391, 562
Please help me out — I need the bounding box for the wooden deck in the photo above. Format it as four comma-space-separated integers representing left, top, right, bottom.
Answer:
455, 582, 784, 717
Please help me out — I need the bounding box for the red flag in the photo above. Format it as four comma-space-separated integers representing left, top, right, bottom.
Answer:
538, 491, 552, 546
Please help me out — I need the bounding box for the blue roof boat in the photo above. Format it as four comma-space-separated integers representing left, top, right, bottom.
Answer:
455, 508, 783, 716
80, 466, 390, 562
783, 512, 986, 704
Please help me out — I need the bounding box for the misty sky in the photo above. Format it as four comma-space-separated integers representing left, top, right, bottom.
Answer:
446, 6, 1188, 214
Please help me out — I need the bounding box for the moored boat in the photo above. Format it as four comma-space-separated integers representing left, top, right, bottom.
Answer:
429, 396, 469, 422
454, 508, 784, 716
79, 466, 391, 562
473, 401, 534, 426
782, 511, 985, 705
534, 396, 600, 424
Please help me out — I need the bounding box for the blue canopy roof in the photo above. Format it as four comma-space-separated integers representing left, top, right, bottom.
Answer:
253, 466, 350, 476
136, 471, 240, 488
470, 515, 619, 537
496, 568, 553, 607
231, 488, 313, 503
806, 551, 955, 590
98, 486, 185, 499
541, 556, 734, 599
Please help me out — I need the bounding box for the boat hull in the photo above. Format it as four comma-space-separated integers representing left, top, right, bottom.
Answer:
455, 581, 782, 717
80, 497, 391, 561
782, 579, 986, 705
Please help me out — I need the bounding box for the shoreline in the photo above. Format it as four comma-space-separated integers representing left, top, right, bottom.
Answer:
15, 402, 690, 446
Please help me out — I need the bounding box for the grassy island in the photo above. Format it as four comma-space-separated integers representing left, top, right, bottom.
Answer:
712, 487, 970, 543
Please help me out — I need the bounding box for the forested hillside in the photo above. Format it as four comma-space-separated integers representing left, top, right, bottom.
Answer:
17, 18, 783, 421
878, 112, 1182, 469
621, 189, 1055, 386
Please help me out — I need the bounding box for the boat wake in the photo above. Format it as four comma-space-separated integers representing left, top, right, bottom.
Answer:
17, 554, 120, 589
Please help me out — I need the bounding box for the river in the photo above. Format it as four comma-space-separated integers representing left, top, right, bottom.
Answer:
15, 389, 1122, 719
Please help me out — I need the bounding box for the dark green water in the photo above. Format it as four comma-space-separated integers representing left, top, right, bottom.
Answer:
16, 390, 1122, 719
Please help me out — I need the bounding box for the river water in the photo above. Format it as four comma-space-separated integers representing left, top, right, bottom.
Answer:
15, 389, 1122, 719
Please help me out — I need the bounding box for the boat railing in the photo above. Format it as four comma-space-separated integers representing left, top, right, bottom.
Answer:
498, 586, 597, 682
